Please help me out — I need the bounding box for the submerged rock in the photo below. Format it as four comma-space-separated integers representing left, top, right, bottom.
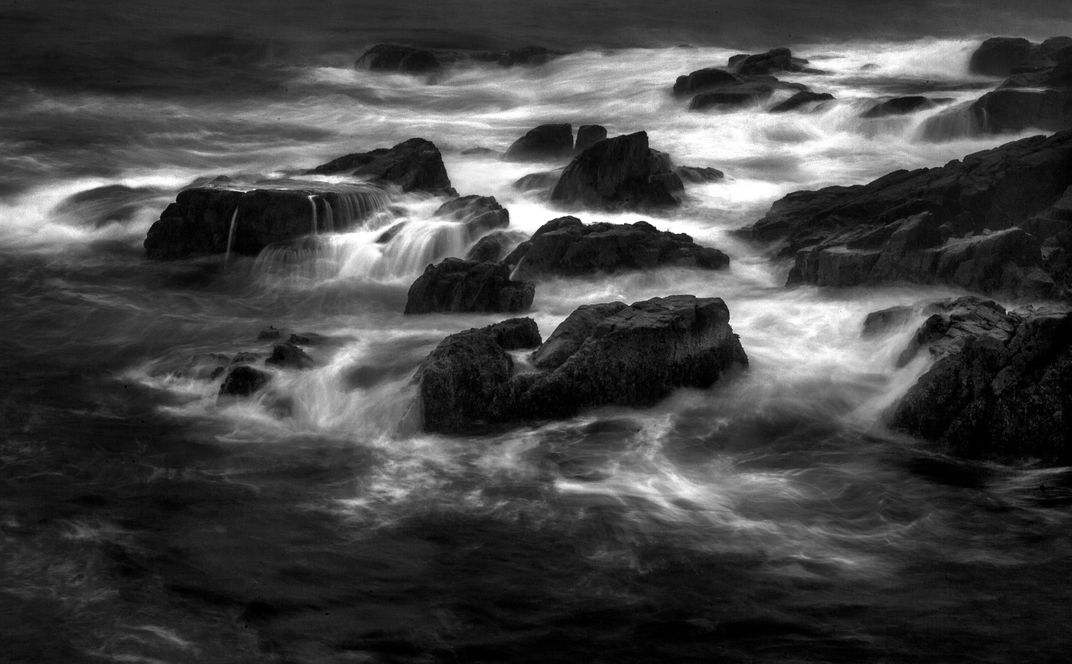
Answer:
674, 165, 725, 183
404, 258, 535, 314
550, 131, 683, 211
266, 343, 315, 370
503, 123, 574, 162
413, 295, 748, 432
689, 82, 775, 110
306, 138, 456, 195
512, 169, 562, 193
504, 216, 729, 280
888, 297, 1072, 464
769, 91, 834, 113
740, 130, 1072, 296
219, 365, 271, 398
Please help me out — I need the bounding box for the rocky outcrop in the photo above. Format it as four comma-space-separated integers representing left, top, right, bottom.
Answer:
549, 131, 683, 211
672, 67, 741, 97
503, 124, 574, 161
356, 44, 559, 74
862, 96, 945, 118
413, 296, 748, 432
728, 47, 818, 76
306, 138, 456, 195
673, 49, 816, 112
504, 216, 729, 280
144, 184, 388, 259
433, 195, 509, 238
465, 230, 528, 263
969, 37, 1036, 76
404, 258, 535, 314
219, 365, 271, 398
266, 343, 314, 370
887, 297, 1072, 464
574, 124, 607, 152
740, 130, 1072, 296
770, 91, 834, 113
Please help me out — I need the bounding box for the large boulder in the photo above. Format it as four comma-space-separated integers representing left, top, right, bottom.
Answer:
504, 216, 729, 280
144, 184, 388, 259
412, 295, 748, 432
432, 195, 509, 238
887, 297, 1072, 464
739, 130, 1072, 296
306, 138, 456, 195
404, 258, 535, 314
503, 124, 574, 162
549, 131, 683, 211
672, 67, 741, 97
969, 37, 1035, 76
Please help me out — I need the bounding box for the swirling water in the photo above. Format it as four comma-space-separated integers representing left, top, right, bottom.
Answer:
3, 4, 1072, 662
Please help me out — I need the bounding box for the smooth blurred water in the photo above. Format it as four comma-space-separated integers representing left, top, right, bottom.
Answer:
4, 5, 1072, 663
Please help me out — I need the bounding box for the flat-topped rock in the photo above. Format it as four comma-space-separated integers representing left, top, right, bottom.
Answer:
504, 216, 729, 280
306, 138, 456, 195
404, 258, 535, 314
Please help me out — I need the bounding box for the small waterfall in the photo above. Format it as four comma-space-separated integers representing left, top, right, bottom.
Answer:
917, 101, 980, 141
372, 220, 471, 279
224, 207, 239, 267
308, 195, 319, 235
320, 186, 392, 231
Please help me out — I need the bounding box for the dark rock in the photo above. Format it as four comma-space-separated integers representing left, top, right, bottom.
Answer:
862, 305, 915, 338
673, 67, 741, 96
288, 332, 329, 346
574, 124, 608, 152
257, 326, 282, 340
512, 170, 562, 193
461, 147, 498, 156
675, 166, 725, 183
356, 44, 441, 73
728, 47, 814, 76
465, 230, 528, 263
964, 88, 1072, 134
530, 302, 629, 369
969, 37, 1037, 77
503, 124, 574, 162
888, 298, 1072, 464
306, 138, 456, 195
375, 222, 406, 244
740, 130, 1072, 296
144, 184, 389, 260
413, 296, 747, 432
770, 91, 834, 113
265, 343, 314, 370
219, 365, 271, 397
550, 131, 683, 211
412, 318, 542, 433
504, 216, 729, 280
862, 96, 942, 118
404, 258, 535, 314
689, 83, 775, 110
433, 195, 509, 238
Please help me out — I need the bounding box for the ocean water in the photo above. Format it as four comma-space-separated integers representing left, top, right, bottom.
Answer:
3, 3, 1072, 663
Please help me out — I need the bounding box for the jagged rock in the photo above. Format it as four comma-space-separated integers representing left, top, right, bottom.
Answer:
144, 184, 388, 259
266, 343, 314, 370
433, 195, 509, 238
413, 296, 748, 432
356, 44, 560, 74
549, 131, 683, 210
740, 130, 1072, 296
675, 166, 725, 183
770, 91, 834, 113
504, 216, 729, 280
530, 302, 628, 369
862, 96, 943, 118
862, 305, 915, 338
503, 124, 574, 162
728, 47, 815, 76
574, 124, 608, 152
306, 138, 456, 195
403, 258, 535, 314
887, 297, 1072, 464
465, 230, 528, 263
219, 365, 271, 397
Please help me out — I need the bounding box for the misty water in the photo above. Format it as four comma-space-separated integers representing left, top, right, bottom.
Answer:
4, 3, 1072, 662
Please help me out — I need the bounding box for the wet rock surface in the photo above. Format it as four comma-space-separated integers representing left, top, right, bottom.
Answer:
404, 258, 535, 314
550, 131, 683, 210
306, 137, 456, 195
503, 123, 575, 162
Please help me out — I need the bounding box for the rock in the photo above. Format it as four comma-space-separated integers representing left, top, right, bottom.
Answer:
862, 96, 942, 118
461, 147, 498, 156
689, 82, 775, 110
219, 365, 271, 397
433, 195, 509, 238
412, 318, 542, 433
265, 343, 314, 370
412, 296, 747, 432
675, 166, 725, 183
969, 37, 1037, 77
512, 170, 562, 192
356, 44, 440, 73
504, 216, 729, 280
963, 88, 1072, 134
403, 258, 535, 314
862, 305, 915, 338
887, 298, 1072, 464
144, 184, 388, 259
574, 124, 608, 152
728, 47, 814, 76
306, 138, 456, 195
503, 124, 574, 162
257, 326, 282, 340
288, 332, 329, 346
53, 184, 162, 228
549, 131, 683, 211
770, 91, 834, 113
740, 130, 1072, 296
465, 230, 528, 263
672, 67, 741, 96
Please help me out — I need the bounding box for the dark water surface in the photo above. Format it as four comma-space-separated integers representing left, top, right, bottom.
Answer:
4, 2, 1072, 663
